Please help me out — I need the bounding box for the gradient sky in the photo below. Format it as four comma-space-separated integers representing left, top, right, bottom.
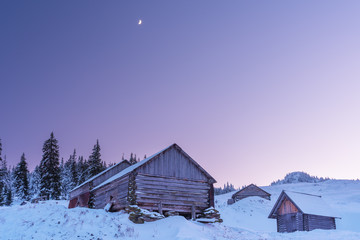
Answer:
1, 1, 360, 187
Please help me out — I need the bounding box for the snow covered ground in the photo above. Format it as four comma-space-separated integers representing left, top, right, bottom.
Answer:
1, 180, 360, 240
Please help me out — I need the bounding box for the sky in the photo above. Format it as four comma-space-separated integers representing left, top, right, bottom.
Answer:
1, 1, 360, 187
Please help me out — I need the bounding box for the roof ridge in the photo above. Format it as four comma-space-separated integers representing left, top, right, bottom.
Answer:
285, 190, 322, 198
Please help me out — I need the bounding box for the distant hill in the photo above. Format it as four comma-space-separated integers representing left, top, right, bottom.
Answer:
271, 171, 329, 186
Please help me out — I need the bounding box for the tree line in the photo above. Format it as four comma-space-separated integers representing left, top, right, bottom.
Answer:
0, 132, 139, 206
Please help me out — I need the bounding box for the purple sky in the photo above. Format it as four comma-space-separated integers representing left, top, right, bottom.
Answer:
1, 1, 360, 187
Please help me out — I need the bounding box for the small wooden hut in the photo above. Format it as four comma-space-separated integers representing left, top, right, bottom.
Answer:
231, 184, 271, 202
69, 143, 216, 219
268, 190, 339, 233
68, 160, 131, 208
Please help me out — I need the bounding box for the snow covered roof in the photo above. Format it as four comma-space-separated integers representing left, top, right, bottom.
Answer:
70, 159, 130, 192
231, 184, 271, 199
92, 143, 216, 191
268, 190, 340, 219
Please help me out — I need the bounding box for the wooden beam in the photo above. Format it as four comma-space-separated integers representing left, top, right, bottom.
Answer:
158, 201, 163, 215
191, 205, 196, 220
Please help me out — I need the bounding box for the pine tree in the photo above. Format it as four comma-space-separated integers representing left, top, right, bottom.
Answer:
1, 156, 13, 206
77, 156, 88, 184
69, 150, 78, 186
29, 165, 41, 199
129, 153, 137, 165
39, 132, 61, 200
60, 149, 78, 199
0, 138, 4, 205
87, 140, 103, 178
13, 153, 29, 201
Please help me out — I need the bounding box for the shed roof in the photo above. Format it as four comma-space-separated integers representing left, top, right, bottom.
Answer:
268, 190, 340, 219
70, 159, 130, 192
231, 184, 271, 199
92, 143, 216, 191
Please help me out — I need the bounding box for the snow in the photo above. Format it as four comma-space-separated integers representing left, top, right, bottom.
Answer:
283, 190, 340, 218
1, 180, 360, 239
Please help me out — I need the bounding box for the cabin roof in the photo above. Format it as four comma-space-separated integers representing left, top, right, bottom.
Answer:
70, 159, 130, 192
231, 184, 271, 199
268, 190, 340, 219
92, 143, 216, 191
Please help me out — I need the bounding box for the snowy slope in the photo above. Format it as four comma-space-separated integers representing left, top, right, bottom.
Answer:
1, 180, 360, 240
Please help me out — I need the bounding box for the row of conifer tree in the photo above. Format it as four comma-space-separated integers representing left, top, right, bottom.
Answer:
0, 132, 139, 206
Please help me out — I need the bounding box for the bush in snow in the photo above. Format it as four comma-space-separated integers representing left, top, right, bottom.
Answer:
196, 207, 223, 223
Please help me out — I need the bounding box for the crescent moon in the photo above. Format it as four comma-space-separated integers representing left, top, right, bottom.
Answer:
138, 19, 142, 25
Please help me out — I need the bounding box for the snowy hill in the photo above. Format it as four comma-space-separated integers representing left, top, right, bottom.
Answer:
270, 171, 328, 185
1, 180, 360, 240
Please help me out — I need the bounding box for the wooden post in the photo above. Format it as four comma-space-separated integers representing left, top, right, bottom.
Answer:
209, 183, 214, 207
191, 205, 196, 220
158, 201, 163, 215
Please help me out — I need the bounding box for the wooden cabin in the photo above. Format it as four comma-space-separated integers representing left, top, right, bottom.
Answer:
231, 184, 271, 202
68, 160, 131, 208
268, 191, 339, 233
69, 143, 216, 219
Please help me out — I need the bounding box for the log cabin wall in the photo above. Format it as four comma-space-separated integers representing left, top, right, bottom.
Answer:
133, 146, 214, 214
135, 173, 210, 213
137, 147, 209, 181
276, 212, 304, 232
305, 214, 336, 231
92, 175, 129, 211
73, 144, 216, 214
68, 161, 130, 207
69, 183, 90, 200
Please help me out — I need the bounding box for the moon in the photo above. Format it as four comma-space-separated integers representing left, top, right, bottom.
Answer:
138, 19, 142, 25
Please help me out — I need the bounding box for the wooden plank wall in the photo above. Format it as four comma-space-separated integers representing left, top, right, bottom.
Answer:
92, 175, 129, 210
138, 147, 208, 181
277, 198, 299, 215
135, 173, 210, 213
305, 214, 336, 231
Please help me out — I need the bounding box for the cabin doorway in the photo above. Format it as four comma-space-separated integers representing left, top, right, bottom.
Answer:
284, 213, 297, 232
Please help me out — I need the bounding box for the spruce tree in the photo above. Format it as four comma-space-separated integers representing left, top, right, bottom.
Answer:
69, 149, 78, 186
129, 153, 137, 165
1, 156, 13, 206
0, 139, 4, 205
13, 153, 29, 200
87, 140, 103, 178
60, 149, 78, 199
29, 165, 41, 199
77, 156, 88, 184
39, 132, 61, 200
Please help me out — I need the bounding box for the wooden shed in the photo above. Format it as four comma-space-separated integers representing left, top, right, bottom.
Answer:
69, 143, 216, 219
231, 184, 271, 202
68, 160, 131, 208
268, 190, 339, 233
